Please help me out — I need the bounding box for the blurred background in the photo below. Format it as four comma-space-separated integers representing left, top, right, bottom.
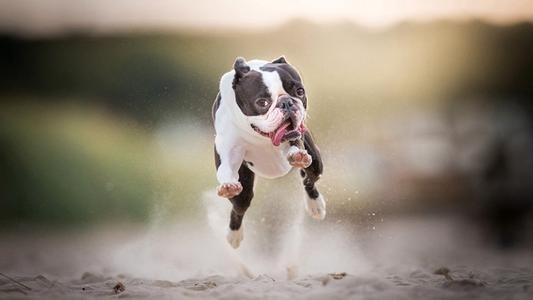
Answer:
1, 0, 533, 252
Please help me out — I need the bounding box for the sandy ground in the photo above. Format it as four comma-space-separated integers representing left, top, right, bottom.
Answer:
1, 193, 532, 299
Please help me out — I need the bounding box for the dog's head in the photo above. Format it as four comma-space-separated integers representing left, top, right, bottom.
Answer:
228, 56, 307, 146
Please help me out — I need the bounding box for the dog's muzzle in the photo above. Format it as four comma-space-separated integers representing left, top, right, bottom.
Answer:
271, 95, 306, 145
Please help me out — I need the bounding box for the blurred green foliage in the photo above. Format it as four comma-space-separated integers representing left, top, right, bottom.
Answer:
2, 21, 533, 125
1, 21, 532, 226
0, 102, 213, 226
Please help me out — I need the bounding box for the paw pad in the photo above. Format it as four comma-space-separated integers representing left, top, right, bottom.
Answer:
288, 149, 312, 168
217, 182, 243, 198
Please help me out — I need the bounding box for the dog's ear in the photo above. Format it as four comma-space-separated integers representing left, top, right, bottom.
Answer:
272, 56, 288, 64
233, 57, 250, 88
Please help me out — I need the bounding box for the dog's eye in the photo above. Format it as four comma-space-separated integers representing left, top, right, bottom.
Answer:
256, 98, 271, 108
296, 87, 305, 97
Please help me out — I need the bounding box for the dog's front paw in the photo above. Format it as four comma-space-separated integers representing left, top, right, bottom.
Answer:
305, 194, 326, 220
288, 149, 312, 169
226, 226, 244, 249
217, 182, 242, 198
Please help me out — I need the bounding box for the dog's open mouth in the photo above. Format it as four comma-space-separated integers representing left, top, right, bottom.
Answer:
251, 115, 305, 146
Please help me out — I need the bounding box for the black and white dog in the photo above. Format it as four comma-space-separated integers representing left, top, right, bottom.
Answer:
213, 56, 325, 248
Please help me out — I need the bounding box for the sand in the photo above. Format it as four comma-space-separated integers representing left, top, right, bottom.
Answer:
1, 193, 532, 299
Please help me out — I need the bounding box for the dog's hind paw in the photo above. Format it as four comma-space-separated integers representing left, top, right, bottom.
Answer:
288, 148, 312, 169
217, 182, 242, 198
226, 226, 244, 249
305, 194, 326, 220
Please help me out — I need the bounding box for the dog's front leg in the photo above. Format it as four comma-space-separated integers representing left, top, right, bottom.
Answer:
214, 142, 245, 198
287, 138, 312, 169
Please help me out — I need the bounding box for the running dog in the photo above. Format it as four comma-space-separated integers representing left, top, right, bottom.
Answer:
213, 56, 325, 248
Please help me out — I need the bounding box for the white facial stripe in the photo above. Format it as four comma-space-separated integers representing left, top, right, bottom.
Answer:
259, 69, 284, 112
248, 60, 286, 113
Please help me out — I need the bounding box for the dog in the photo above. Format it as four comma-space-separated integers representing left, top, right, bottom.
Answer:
212, 56, 325, 248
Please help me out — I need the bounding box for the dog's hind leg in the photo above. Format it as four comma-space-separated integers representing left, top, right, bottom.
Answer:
300, 131, 326, 220
226, 162, 255, 248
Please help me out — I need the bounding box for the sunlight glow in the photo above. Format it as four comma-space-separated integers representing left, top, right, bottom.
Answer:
1, 0, 533, 35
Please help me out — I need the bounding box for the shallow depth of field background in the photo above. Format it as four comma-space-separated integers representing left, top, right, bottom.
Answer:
1, 1, 533, 255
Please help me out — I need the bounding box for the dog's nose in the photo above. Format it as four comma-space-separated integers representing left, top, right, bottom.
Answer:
277, 95, 295, 111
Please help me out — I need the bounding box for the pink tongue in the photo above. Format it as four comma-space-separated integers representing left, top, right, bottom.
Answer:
270, 122, 291, 146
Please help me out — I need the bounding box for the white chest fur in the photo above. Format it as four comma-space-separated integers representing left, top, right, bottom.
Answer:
243, 141, 292, 179
214, 104, 293, 180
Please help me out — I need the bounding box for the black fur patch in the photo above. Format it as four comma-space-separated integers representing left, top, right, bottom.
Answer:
301, 131, 323, 199
272, 56, 288, 64
233, 70, 272, 116
260, 63, 307, 108
232, 57, 251, 88
214, 145, 221, 170
229, 163, 255, 230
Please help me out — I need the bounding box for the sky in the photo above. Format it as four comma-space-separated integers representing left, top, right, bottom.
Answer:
1, 0, 533, 35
